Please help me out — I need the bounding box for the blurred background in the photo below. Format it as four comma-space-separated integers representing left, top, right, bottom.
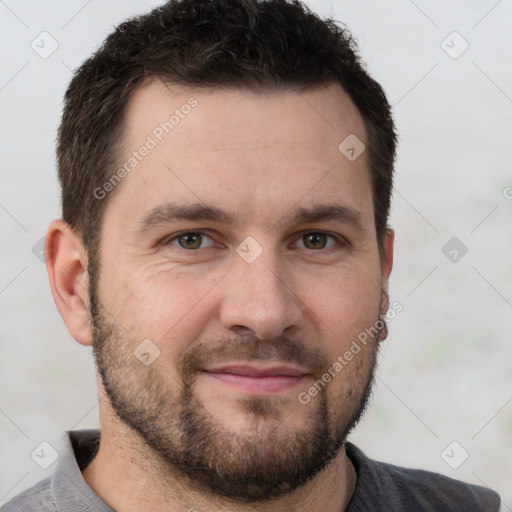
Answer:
1, 0, 511, 507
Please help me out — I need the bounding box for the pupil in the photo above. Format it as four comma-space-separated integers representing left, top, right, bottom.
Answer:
181, 233, 200, 249
306, 233, 325, 249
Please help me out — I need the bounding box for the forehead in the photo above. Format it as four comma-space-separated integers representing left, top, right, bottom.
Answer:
123, 80, 366, 153
105, 80, 372, 231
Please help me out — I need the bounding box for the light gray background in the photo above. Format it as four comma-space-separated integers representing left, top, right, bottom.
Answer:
1, 0, 511, 507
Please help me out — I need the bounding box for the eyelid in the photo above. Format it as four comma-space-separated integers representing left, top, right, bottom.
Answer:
164, 230, 217, 250
161, 229, 347, 253
291, 230, 346, 250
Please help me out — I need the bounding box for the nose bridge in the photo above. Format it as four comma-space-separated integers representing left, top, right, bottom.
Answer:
220, 243, 303, 339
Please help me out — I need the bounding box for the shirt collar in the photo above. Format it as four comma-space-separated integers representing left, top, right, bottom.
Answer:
51, 430, 113, 512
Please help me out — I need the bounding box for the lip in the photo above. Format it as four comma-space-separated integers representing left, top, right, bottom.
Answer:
201, 363, 310, 393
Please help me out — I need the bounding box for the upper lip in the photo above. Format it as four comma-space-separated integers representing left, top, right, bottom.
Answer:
202, 363, 309, 378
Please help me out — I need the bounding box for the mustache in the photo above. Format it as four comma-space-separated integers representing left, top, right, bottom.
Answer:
177, 335, 330, 384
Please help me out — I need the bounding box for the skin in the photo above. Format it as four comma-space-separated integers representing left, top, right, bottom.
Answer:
45, 80, 394, 512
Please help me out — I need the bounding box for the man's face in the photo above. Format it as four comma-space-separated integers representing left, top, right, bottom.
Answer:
89, 81, 393, 501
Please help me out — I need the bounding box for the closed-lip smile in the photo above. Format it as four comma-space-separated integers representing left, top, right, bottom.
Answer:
201, 362, 311, 393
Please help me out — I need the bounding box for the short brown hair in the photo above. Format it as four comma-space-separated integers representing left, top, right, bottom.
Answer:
57, 0, 397, 266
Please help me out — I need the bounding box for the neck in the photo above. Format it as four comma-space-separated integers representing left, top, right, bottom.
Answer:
82, 417, 357, 512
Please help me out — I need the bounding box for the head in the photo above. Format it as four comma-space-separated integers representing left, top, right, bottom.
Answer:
47, 0, 396, 503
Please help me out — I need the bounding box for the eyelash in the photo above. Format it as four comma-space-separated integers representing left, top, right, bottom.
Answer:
161, 230, 347, 254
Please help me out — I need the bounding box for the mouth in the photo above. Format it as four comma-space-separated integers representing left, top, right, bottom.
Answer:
200, 363, 311, 394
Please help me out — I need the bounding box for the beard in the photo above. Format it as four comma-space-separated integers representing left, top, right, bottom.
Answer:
88, 265, 384, 503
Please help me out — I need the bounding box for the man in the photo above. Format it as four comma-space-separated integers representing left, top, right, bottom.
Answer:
2, 0, 501, 510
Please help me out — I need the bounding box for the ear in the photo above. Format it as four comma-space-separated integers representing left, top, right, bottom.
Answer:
379, 228, 394, 315
381, 228, 394, 283
45, 219, 92, 346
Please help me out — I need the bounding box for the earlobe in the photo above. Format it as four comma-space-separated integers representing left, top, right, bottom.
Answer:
45, 219, 93, 346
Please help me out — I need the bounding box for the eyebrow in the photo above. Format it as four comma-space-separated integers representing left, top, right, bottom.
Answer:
134, 201, 366, 234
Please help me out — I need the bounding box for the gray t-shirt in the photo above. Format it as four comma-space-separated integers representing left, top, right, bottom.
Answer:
1, 429, 501, 511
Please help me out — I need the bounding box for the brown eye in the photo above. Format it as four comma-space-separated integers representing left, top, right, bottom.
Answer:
297, 232, 337, 250
168, 232, 215, 250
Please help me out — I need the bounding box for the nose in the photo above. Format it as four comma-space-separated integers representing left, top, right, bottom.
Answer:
219, 250, 304, 340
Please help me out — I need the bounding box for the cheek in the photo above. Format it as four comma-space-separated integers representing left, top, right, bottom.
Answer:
305, 263, 382, 343
108, 263, 223, 348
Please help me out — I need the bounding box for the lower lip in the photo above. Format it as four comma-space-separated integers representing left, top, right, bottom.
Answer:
202, 372, 306, 393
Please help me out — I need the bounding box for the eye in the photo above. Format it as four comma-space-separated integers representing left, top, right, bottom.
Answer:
166, 231, 216, 250
294, 231, 341, 250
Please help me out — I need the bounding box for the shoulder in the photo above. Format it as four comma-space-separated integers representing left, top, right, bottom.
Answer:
346, 442, 501, 512
1, 477, 56, 512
